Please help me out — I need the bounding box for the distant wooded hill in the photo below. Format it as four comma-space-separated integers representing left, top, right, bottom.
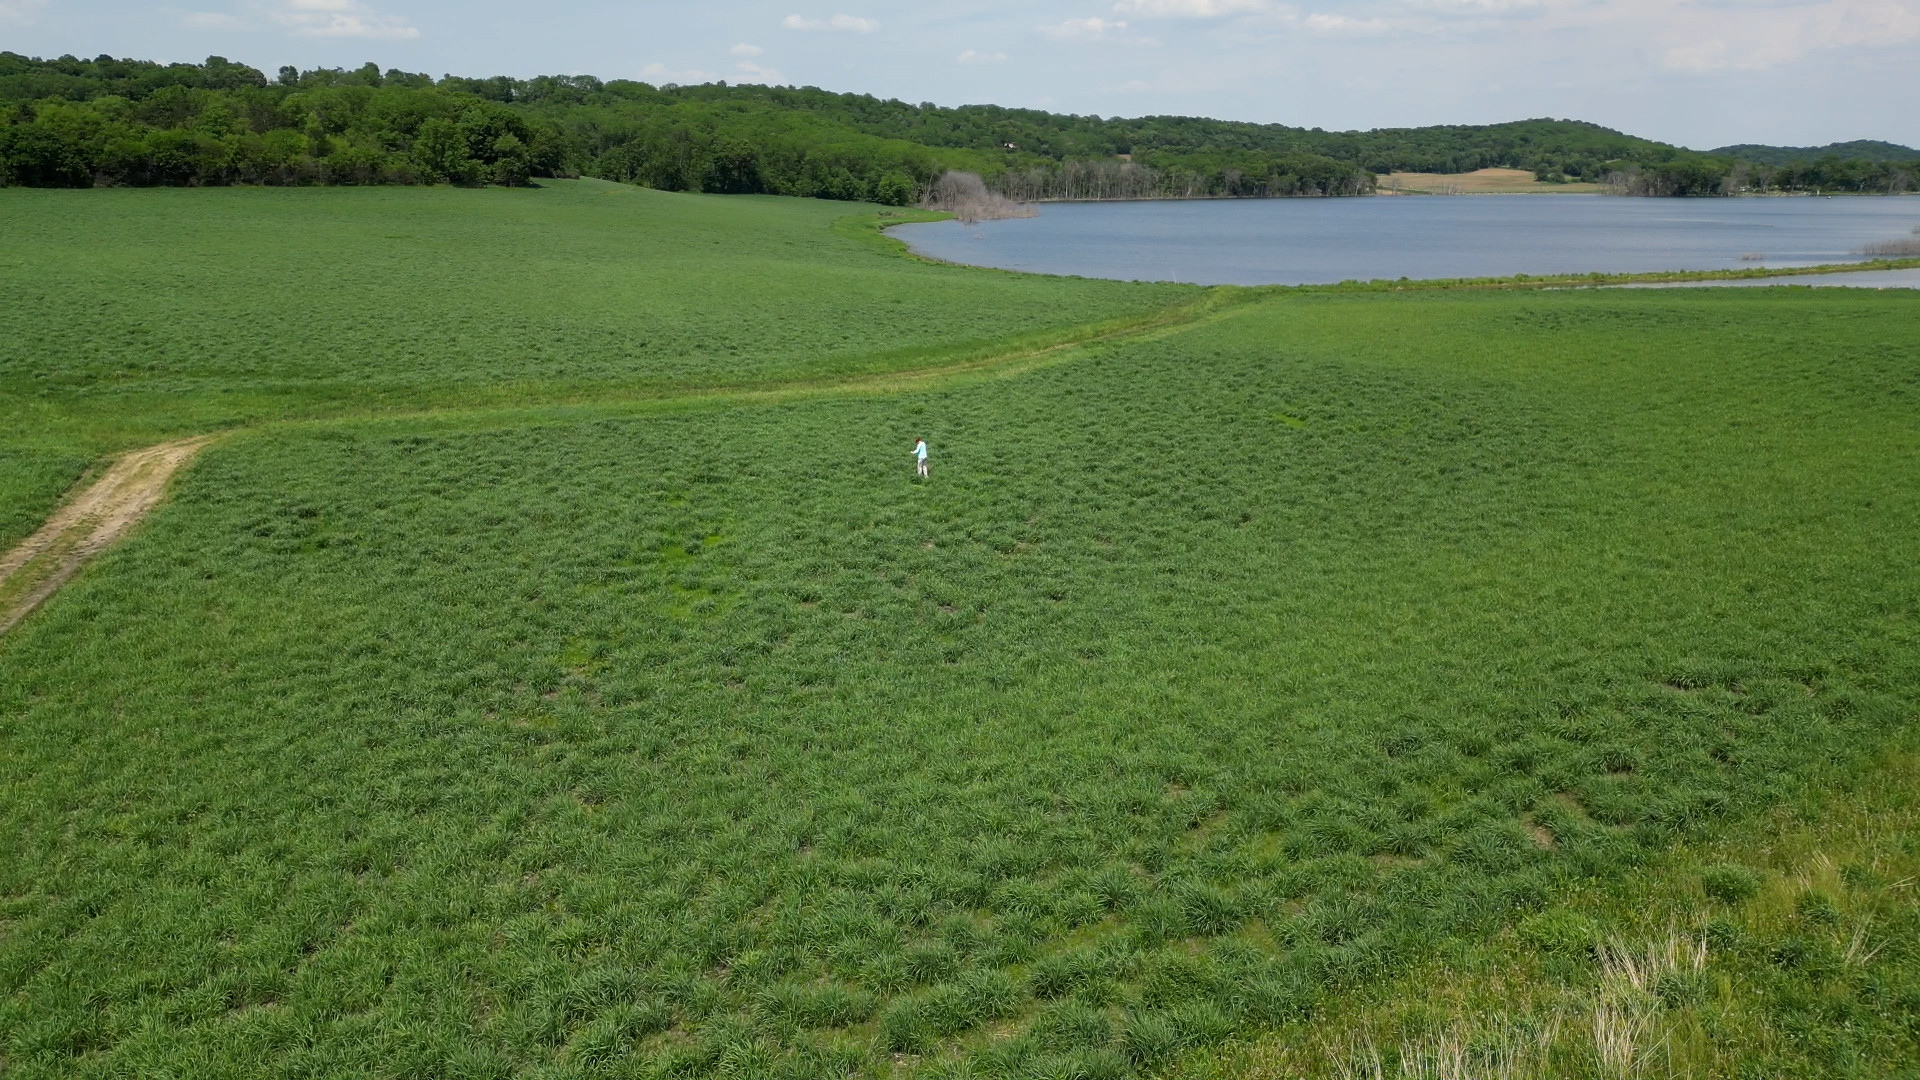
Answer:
2, 52, 1915, 200
1706, 140, 1920, 166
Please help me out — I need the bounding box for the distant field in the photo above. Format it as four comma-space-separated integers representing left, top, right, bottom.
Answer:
1379, 167, 1603, 195
1, 186, 1918, 1078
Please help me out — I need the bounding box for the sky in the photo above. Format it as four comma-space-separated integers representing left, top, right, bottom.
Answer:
3, 1, 1917, 150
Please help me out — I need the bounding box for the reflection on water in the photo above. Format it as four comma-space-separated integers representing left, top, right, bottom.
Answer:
889, 195, 1920, 286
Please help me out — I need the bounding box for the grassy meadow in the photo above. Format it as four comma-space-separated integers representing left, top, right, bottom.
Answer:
0, 179, 1187, 548
1, 183, 1918, 1079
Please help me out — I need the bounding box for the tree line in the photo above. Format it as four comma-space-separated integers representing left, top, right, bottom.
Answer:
1602, 157, 1916, 196
0, 56, 564, 188
989, 157, 1372, 201
2, 53, 1912, 200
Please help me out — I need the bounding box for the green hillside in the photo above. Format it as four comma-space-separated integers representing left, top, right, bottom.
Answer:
2, 183, 1918, 1078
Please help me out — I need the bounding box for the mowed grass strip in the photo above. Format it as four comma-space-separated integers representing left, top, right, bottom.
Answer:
2, 286, 1917, 1077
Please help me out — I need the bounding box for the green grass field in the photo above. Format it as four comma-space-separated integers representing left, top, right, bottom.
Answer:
0, 180, 1186, 549
1, 183, 1917, 1079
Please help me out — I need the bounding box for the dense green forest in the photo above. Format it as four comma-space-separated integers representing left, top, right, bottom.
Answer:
2, 52, 1915, 199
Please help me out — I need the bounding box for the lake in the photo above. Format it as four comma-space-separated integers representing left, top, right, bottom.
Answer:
889, 195, 1920, 286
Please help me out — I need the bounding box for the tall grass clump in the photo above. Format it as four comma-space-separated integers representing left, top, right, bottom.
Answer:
1860, 223, 1920, 258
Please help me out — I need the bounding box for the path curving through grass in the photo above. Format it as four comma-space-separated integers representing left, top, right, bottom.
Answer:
0, 288, 1257, 638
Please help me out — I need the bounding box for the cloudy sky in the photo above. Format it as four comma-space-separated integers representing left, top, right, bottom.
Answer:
4, 1, 1917, 149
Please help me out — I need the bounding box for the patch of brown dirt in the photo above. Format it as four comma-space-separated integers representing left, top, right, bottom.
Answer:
1526, 819, 1559, 850
0, 435, 217, 636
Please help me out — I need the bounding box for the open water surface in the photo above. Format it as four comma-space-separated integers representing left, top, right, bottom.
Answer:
889, 195, 1920, 286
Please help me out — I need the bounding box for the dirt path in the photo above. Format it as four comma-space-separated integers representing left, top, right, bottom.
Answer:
0, 436, 219, 636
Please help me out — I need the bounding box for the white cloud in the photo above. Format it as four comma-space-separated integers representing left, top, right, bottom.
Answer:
639, 61, 719, 84
1322, 0, 1919, 67
1408, 0, 1551, 10
1304, 11, 1397, 33
1038, 16, 1132, 39
1113, 0, 1271, 16
731, 43, 764, 57
175, 9, 247, 30
273, 0, 419, 39
783, 13, 879, 32
1444, 0, 1920, 73
1103, 66, 1233, 93
1647, 0, 1920, 72
957, 49, 1010, 64
734, 60, 784, 83
0, 0, 47, 24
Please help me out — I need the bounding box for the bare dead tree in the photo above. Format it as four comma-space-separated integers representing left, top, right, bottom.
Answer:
920, 171, 1037, 224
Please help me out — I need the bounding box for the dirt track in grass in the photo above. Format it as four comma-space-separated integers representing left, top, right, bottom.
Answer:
0, 436, 219, 636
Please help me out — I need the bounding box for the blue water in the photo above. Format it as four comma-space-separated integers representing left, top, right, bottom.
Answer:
889, 195, 1920, 286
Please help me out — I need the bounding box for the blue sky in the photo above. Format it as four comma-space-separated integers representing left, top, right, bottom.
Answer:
4, 1, 1917, 149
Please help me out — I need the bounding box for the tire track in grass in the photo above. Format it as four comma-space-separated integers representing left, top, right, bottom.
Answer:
0, 435, 219, 635
0, 289, 1268, 637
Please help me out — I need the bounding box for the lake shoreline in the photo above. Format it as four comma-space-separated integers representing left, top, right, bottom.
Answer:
891, 195, 1920, 286
1601, 266, 1920, 289
1010, 189, 1920, 206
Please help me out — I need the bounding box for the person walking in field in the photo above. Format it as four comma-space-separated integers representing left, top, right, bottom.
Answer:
913, 437, 929, 478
